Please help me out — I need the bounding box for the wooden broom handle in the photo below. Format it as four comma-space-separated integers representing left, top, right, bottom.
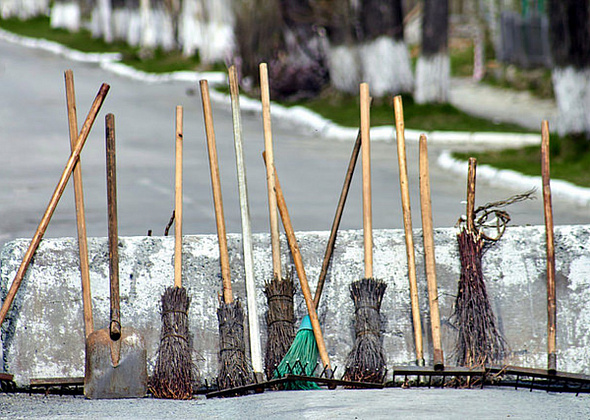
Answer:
360, 83, 373, 278
260, 63, 282, 279
419, 134, 444, 370
314, 127, 362, 308
174, 105, 183, 288
466, 158, 477, 233
200, 80, 233, 303
64, 70, 94, 338
262, 152, 332, 372
393, 95, 424, 366
0, 83, 109, 328
541, 120, 556, 374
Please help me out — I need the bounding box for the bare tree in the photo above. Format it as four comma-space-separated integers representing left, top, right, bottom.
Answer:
548, 0, 590, 140
415, 0, 449, 103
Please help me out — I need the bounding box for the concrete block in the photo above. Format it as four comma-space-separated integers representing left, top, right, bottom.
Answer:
1, 225, 589, 386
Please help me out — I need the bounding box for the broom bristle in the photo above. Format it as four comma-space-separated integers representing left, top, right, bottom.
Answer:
150, 286, 195, 399
453, 229, 506, 367
217, 300, 254, 391
343, 277, 387, 384
264, 273, 295, 380
273, 315, 320, 390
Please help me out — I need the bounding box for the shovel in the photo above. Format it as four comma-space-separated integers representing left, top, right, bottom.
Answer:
84, 114, 147, 399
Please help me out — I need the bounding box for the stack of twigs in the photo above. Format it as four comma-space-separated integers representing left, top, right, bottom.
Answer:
344, 277, 387, 383
264, 273, 295, 380
151, 286, 193, 398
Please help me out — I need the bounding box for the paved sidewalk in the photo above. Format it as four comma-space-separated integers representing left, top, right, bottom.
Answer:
450, 77, 558, 131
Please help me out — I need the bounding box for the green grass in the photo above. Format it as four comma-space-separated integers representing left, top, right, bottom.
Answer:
0, 16, 205, 73
453, 135, 590, 188
289, 92, 531, 133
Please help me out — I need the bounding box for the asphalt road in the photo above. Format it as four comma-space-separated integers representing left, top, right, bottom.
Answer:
1, 39, 589, 251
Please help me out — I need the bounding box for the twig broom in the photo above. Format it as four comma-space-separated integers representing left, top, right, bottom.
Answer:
151, 106, 193, 399
342, 83, 387, 383
259, 63, 296, 381
200, 80, 253, 390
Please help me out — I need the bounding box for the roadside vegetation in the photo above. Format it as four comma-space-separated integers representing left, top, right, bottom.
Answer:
2, 15, 589, 188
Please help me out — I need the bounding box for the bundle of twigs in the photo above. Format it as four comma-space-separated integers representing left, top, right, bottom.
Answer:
451, 159, 535, 368
343, 277, 387, 383
453, 229, 506, 367
151, 286, 193, 399
217, 300, 253, 390
263, 273, 295, 380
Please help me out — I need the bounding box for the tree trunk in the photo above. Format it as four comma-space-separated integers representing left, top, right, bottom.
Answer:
548, 0, 590, 138
415, 0, 450, 103
358, 0, 413, 96
323, 0, 361, 94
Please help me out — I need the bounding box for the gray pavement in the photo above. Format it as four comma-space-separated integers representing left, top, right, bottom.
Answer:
1, 388, 590, 419
450, 77, 558, 131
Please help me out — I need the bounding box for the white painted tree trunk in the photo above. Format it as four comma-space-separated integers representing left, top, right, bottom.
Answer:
197, 0, 234, 64
552, 66, 590, 136
359, 36, 414, 97
327, 44, 361, 94
50, 1, 80, 32
415, 53, 450, 104
179, 0, 203, 56
140, 0, 157, 49
112, 7, 131, 41
98, 0, 113, 43
1, 0, 49, 19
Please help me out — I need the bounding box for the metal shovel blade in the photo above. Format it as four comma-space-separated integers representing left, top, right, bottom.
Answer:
84, 326, 147, 399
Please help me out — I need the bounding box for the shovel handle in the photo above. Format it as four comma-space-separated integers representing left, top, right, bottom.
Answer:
174, 106, 183, 288
541, 121, 556, 374
419, 134, 444, 370
200, 80, 233, 303
0, 83, 109, 328
360, 83, 373, 279
262, 152, 332, 373
393, 95, 424, 366
260, 63, 282, 280
106, 114, 121, 340
65, 70, 94, 338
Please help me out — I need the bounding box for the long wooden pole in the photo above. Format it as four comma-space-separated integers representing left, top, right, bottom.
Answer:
393, 95, 424, 366
174, 105, 183, 288
259, 63, 282, 280
263, 153, 333, 375
466, 158, 477, 233
419, 134, 444, 370
64, 70, 94, 338
360, 83, 373, 279
314, 128, 362, 307
0, 83, 109, 327
200, 80, 233, 303
229, 66, 263, 377
541, 120, 556, 374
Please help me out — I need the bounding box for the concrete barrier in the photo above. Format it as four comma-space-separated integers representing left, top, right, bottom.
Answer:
1, 225, 589, 386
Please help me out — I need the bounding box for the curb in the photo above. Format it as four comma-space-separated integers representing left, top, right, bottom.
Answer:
438, 151, 590, 207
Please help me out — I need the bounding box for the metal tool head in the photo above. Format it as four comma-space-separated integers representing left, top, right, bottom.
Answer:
84, 326, 147, 399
